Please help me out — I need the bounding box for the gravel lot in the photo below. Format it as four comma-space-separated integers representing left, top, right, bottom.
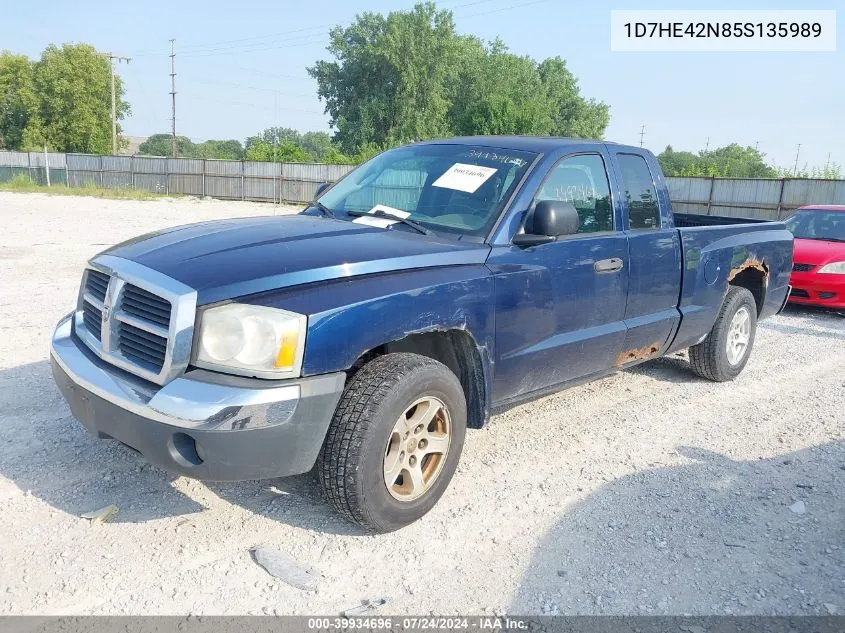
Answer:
0, 191, 843, 616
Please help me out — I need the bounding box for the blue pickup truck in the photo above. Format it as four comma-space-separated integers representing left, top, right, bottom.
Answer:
51, 137, 793, 531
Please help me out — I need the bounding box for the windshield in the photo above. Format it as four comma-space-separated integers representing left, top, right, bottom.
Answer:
316, 144, 537, 237
785, 209, 845, 242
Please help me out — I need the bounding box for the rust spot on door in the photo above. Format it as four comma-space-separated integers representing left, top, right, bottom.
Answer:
615, 342, 661, 367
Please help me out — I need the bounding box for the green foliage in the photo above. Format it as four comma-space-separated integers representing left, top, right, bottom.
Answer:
0, 44, 130, 153
138, 134, 193, 157
309, 2, 609, 155
0, 52, 37, 150
194, 139, 244, 160
658, 144, 778, 178
138, 134, 243, 159
244, 139, 311, 162
775, 163, 842, 179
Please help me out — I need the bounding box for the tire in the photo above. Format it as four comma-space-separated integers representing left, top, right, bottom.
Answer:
689, 286, 758, 382
317, 353, 467, 532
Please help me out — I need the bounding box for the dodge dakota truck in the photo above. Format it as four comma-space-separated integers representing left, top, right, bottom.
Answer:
51, 137, 793, 532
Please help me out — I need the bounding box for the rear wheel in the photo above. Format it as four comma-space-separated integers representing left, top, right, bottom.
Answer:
689, 286, 758, 382
317, 353, 467, 532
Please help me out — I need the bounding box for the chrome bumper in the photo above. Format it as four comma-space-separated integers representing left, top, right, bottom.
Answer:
50, 315, 345, 480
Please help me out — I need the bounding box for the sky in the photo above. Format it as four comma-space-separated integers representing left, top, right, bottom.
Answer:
2, 0, 842, 170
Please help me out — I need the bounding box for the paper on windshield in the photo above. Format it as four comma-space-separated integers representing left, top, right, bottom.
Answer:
352, 204, 410, 229
432, 163, 498, 193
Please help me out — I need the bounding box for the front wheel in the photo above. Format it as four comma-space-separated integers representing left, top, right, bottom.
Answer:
317, 353, 467, 532
689, 286, 758, 382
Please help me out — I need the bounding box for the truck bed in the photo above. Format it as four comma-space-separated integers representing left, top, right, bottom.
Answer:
674, 213, 772, 227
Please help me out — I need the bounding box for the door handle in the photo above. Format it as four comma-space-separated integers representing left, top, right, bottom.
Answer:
594, 258, 624, 273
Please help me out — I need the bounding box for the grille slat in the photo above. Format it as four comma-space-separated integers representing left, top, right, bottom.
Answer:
85, 270, 110, 302
82, 302, 102, 341
122, 284, 172, 328
790, 288, 810, 298
119, 327, 168, 356
792, 263, 815, 272
117, 322, 167, 371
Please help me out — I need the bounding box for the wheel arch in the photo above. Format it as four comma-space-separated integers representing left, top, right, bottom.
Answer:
728, 265, 767, 316
348, 328, 492, 429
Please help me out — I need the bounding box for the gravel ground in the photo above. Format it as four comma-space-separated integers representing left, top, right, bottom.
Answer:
0, 191, 843, 616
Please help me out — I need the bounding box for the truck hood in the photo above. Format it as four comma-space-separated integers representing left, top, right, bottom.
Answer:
104, 214, 490, 304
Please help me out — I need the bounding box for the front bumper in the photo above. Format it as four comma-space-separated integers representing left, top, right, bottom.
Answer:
788, 272, 845, 309
50, 315, 345, 481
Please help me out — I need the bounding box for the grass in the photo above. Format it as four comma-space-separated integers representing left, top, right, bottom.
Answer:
0, 174, 176, 201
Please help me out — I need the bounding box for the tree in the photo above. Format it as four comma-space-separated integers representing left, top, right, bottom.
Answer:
448, 38, 553, 137
309, 2, 461, 153
245, 139, 311, 163
194, 139, 243, 160
657, 144, 778, 178
298, 131, 334, 161
538, 57, 609, 138
309, 3, 610, 154
0, 52, 37, 150
28, 44, 130, 153
657, 145, 700, 176
138, 134, 196, 157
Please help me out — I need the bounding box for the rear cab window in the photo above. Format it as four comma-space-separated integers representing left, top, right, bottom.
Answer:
617, 153, 661, 230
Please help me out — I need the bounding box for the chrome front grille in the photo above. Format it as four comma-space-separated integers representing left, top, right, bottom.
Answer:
74, 255, 198, 385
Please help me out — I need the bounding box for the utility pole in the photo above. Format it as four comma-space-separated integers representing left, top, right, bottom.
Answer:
639, 125, 646, 147
704, 137, 710, 152
793, 144, 801, 175
754, 140, 759, 151
825, 152, 831, 171
101, 52, 131, 155
170, 39, 177, 158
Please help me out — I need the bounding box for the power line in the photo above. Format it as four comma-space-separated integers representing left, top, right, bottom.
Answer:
183, 76, 314, 98
457, 0, 556, 19
129, 0, 501, 57
131, 0, 549, 60
170, 39, 177, 158
180, 92, 325, 115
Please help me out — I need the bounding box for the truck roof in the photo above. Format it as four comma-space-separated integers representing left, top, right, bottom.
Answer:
415, 135, 642, 154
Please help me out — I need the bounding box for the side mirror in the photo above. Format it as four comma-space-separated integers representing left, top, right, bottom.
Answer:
513, 200, 580, 246
314, 182, 330, 198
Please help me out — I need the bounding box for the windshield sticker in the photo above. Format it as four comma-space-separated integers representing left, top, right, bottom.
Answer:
432, 163, 498, 193
463, 150, 528, 167
352, 204, 410, 229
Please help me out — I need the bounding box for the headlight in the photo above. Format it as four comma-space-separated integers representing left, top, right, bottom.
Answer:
193, 304, 307, 379
817, 261, 845, 274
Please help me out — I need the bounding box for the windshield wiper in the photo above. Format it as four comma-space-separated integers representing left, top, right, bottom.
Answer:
308, 200, 335, 218
346, 209, 429, 235
800, 236, 845, 243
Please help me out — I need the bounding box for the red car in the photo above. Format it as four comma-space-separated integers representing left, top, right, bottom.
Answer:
786, 205, 845, 309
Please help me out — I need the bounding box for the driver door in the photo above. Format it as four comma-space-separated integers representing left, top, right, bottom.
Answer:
488, 151, 629, 405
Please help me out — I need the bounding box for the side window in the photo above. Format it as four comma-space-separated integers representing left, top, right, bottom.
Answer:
617, 154, 660, 230
536, 154, 613, 234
